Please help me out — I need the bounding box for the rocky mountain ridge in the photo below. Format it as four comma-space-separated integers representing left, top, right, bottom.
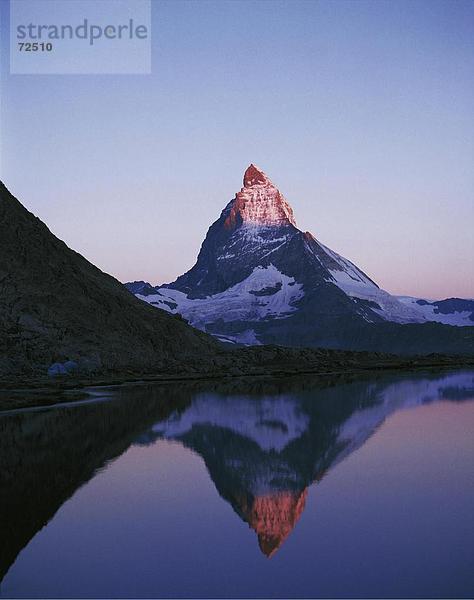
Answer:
128, 165, 474, 354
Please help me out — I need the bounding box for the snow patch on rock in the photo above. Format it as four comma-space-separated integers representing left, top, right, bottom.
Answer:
396, 296, 474, 327
138, 265, 304, 339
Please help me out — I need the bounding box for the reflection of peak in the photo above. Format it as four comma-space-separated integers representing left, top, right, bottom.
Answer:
240, 489, 308, 558
153, 394, 309, 452
147, 371, 474, 557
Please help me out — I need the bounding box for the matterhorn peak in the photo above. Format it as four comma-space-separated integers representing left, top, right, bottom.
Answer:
243, 164, 270, 187
130, 164, 474, 348
224, 164, 297, 229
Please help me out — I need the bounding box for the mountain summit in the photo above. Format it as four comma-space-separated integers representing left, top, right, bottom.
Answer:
227, 164, 297, 229
128, 165, 474, 353
164, 164, 301, 300
243, 163, 269, 187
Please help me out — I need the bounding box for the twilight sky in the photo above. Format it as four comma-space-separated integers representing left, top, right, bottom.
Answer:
1, 0, 473, 298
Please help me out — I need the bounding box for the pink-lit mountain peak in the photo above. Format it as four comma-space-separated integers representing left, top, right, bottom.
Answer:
243, 164, 271, 187
224, 164, 297, 229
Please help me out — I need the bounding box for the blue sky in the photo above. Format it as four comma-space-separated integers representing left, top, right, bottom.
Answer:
1, 0, 473, 297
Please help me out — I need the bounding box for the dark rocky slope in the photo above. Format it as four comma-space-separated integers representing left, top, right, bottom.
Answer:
0, 182, 218, 377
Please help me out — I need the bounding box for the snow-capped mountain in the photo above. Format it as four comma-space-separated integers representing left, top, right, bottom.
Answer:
127, 165, 474, 351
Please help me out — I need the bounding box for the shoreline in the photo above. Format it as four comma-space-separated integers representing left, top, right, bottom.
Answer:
1, 355, 473, 413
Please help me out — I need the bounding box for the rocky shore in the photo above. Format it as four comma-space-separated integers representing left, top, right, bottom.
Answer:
1, 347, 472, 412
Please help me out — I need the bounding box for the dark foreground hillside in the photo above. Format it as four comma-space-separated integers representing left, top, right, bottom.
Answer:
0, 181, 472, 384
0, 182, 218, 377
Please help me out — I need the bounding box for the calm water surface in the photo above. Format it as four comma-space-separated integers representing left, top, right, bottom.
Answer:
1, 370, 473, 598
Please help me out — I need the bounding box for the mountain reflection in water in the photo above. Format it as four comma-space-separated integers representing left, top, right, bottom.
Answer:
0, 370, 473, 582
145, 371, 474, 556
